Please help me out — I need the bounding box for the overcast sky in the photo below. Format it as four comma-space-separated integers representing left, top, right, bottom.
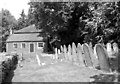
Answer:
0, 0, 30, 20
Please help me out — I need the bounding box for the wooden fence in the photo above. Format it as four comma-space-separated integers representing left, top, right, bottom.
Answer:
54, 42, 119, 73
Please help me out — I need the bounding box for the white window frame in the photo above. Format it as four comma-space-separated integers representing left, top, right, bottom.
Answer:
13, 43, 18, 48
21, 43, 26, 48
37, 42, 44, 49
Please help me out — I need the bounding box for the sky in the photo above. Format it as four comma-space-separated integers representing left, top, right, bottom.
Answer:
0, 0, 30, 20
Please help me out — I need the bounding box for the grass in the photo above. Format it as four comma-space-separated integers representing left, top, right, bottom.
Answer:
4, 51, 119, 82
9, 59, 102, 82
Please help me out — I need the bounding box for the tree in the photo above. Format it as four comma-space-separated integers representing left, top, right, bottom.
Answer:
28, 2, 91, 45
17, 10, 27, 30
0, 9, 17, 52
27, 1, 120, 48
26, 3, 36, 26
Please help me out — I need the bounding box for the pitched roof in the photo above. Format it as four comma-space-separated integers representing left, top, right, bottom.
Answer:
6, 24, 45, 42
6, 33, 44, 42
14, 24, 42, 33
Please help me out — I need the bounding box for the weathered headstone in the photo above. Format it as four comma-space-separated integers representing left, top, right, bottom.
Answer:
58, 49, 61, 54
60, 45, 64, 53
95, 44, 111, 72
77, 43, 85, 67
89, 42, 93, 48
63, 45, 67, 61
82, 43, 93, 67
106, 43, 113, 57
55, 48, 58, 59
36, 54, 41, 66
59, 45, 64, 60
72, 42, 77, 63
67, 44, 72, 62
89, 44, 99, 68
113, 42, 119, 57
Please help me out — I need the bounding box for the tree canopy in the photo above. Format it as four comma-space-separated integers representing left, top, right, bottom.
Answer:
0, 9, 17, 52
1, 1, 120, 52
27, 1, 120, 47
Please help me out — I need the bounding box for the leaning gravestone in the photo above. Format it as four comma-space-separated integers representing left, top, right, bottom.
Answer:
36, 54, 41, 66
106, 43, 113, 57
95, 44, 111, 72
77, 43, 85, 67
72, 42, 77, 63
67, 44, 72, 62
82, 43, 93, 67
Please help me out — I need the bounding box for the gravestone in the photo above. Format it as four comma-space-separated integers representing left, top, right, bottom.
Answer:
60, 45, 64, 60
63, 45, 67, 61
113, 42, 119, 57
36, 54, 41, 66
95, 44, 111, 72
77, 43, 85, 67
89, 42, 93, 48
67, 44, 72, 62
106, 43, 113, 57
60, 45, 64, 53
55, 48, 58, 59
82, 43, 93, 67
112, 43, 119, 71
72, 42, 77, 63
89, 44, 99, 68
58, 49, 61, 54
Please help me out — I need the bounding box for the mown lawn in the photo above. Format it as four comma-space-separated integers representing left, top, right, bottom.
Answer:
6, 59, 103, 82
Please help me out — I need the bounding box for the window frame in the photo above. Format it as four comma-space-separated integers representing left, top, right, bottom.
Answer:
37, 42, 44, 49
21, 43, 26, 48
13, 43, 18, 48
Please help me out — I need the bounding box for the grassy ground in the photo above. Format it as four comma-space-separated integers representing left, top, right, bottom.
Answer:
5, 58, 103, 82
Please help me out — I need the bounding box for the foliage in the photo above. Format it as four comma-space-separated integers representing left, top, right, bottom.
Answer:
27, 1, 120, 47
28, 2, 90, 45
1, 1, 120, 51
0, 9, 17, 52
16, 10, 27, 30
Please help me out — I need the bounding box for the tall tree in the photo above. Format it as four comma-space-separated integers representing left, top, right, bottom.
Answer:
17, 10, 27, 30
28, 1, 120, 48
0, 9, 17, 52
28, 2, 91, 45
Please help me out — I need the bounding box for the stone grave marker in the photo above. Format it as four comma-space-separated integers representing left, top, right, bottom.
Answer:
95, 44, 111, 72
67, 44, 72, 62
77, 43, 85, 67
89, 44, 99, 68
72, 42, 77, 63
113, 42, 119, 57
82, 43, 93, 67
106, 43, 113, 57
55, 48, 58, 59
63, 45, 67, 61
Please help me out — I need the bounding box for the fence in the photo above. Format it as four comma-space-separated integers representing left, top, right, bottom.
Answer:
54, 42, 119, 73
